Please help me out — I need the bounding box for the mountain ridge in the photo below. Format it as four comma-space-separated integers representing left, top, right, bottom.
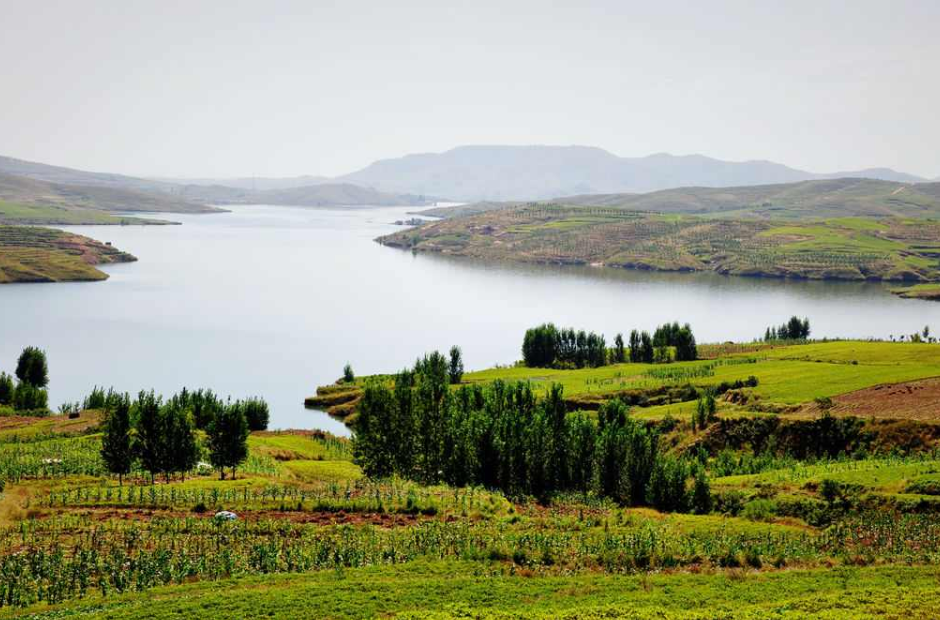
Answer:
338, 145, 926, 201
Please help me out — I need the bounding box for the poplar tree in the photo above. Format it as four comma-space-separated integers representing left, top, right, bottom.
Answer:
100, 393, 133, 485
207, 402, 250, 480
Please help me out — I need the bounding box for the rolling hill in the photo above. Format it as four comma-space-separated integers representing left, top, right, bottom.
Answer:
379, 204, 940, 283
0, 154, 172, 192
0, 155, 439, 210
420, 178, 940, 221
340, 145, 926, 201
0, 172, 221, 214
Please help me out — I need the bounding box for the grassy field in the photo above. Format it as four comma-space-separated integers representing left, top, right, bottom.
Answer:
312, 341, 940, 424
9, 562, 940, 619
0, 200, 165, 226
2, 402, 940, 616
380, 206, 940, 282
460, 341, 940, 409
10, 339, 940, 616
0, 225, 136, 283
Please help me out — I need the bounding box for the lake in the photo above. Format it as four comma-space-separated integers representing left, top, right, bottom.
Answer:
2, 204, 939, 434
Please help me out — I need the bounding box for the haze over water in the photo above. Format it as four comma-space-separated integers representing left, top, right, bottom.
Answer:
2, 204, 937, 434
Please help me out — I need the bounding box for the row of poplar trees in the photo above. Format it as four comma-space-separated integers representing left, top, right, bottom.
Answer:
523, 322, 698, 368
354, 355, 711, 512
100, 388, 269, 483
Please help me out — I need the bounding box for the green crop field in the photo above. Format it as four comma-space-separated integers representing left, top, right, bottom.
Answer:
460, 341, 940, 409
8, 340, 940, 616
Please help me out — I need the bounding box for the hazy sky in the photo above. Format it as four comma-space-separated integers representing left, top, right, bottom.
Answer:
2, 0, 938, 178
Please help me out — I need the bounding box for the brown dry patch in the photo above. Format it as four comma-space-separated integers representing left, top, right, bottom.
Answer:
0, 410, 103, 435
796, 377, 940, 421
0, 484, 32, 525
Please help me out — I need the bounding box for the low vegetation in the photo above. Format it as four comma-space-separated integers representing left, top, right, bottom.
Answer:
0, 200, 162, 225
8, 330, 940, 616
0, 225, 136, 283
380, 205, 940, 282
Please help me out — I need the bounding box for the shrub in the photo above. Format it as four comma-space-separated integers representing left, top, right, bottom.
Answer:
741, 498, 777, 522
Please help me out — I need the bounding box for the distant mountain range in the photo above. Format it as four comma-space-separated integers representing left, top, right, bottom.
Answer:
336, 145, 929, 202
0, 147, 934, 216
0, 155, 436, 214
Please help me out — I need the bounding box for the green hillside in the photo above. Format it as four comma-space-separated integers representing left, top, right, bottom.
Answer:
423, 178, 940, 221
380, 205, 940, 282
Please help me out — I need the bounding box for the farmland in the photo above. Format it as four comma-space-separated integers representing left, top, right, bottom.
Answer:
0, 200, 166, 226
0, 226, 136, 283
6, 340, 940, 616
380, 205, 940, 283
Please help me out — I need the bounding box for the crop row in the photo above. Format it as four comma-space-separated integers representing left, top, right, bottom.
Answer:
0, 512, 938, 608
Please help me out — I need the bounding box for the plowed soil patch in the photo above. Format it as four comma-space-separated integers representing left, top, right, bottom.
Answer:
797, 377, 940, 420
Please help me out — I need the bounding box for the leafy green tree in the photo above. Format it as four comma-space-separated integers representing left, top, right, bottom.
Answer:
343, 363, 355, 383
614, 333, 625, 363
12, 383, 48, 412
640, 331, 654, 363
100, 393, 133, 485
448, 345, 464, 384
134, 390, 165, 484
185, 388, 223, 429
691, 466, 713, 514
15, 347, 48, 388
544, 383, 569, 490
522, 323, 559, 367
242, 397, 270, 431
0, 372, 13, 405
647, 456, 690, 512
207, 402, 250, 480
353, 381, 397, 478
628, 330, 641, 362
165, 405, 199, 481
673, 324, 698, 361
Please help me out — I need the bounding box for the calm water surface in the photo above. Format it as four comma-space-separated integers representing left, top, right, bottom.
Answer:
2, 204, 939, 434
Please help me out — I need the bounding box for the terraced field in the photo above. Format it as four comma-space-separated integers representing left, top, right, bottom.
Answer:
380, 206, 940, 282
0, 225, 136, 283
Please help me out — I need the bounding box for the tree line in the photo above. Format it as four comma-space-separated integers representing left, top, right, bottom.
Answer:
762, 316, 811, 341
523, 322, 697, 368
353, 359, 711, 513
99, 387, 269, 484
0, 347, 50, 412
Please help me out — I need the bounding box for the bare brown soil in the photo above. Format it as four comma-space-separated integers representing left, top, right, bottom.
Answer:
0, 410, 103, 435
797, 377, 940, 421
